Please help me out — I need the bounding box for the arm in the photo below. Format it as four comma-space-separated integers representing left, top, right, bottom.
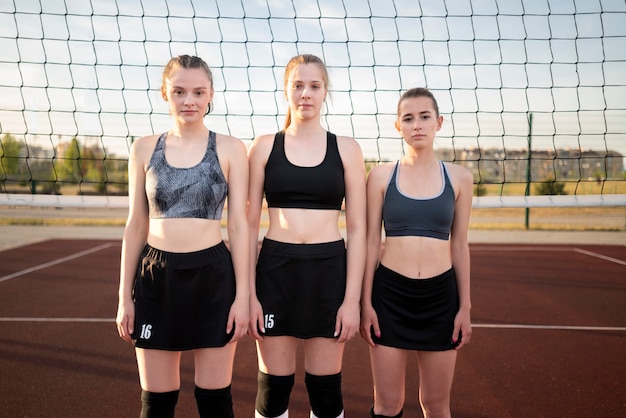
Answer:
116, 137, 151, 342
222, 135, 250, 342
334, 136, 367, 343
359, 164, 387, 347
246, 135, 272, 340
448, 163, 474, 350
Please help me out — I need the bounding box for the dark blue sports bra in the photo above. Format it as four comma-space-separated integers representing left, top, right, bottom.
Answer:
145, 131, 227, 220
382, 161, 455, 240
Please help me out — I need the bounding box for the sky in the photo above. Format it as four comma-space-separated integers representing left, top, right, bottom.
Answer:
0, 0, 625, 162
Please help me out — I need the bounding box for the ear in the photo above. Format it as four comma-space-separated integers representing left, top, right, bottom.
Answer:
394, 119, 401, 134
161, 87, 168, 102
436, 115, 444, 131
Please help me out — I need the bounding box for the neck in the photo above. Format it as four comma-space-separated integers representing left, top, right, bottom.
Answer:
285, 118, 324, 137
169, 123, 209, 140
403, 149, 437, 164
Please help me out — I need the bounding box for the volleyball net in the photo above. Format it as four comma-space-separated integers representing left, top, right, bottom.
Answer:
1, 0, 625, 209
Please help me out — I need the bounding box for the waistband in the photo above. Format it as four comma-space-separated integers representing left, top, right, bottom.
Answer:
376, 264, 455, 289
260, 237, 346, 259
141, 241, 229, 268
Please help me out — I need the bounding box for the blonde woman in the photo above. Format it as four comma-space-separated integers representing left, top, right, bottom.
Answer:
247, 54, 366, 418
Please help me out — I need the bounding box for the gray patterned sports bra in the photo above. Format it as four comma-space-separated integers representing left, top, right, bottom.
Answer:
145, 131, 227, 220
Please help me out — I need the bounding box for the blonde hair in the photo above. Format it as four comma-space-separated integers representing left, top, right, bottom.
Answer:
282, 54, 330, 130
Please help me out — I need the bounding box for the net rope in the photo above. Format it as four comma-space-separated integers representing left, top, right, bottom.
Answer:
1, 0, 625, 208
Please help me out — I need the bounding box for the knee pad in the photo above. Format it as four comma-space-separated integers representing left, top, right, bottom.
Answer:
370, 407, 403, 418
195, 385, 234, 418
304, 372, 343, 418
139, 389, 179, 418
255, 371, 295, 417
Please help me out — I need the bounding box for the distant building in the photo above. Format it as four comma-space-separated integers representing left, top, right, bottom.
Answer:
436, 148, 624, 182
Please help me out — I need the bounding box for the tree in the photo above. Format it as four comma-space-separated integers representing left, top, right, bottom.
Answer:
54, 137, 82, 183
534, 177, 568, 196
0, 133, 26, 180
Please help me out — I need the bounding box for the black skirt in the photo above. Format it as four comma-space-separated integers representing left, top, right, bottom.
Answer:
255, 238, 346, 339
132, 242, 236, 350
371, 264, 460, 351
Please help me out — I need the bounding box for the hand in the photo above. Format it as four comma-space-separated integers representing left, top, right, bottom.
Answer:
334, 301, 360, 343
359, 304, 380, 347
226, 296, 249, 343
116, 299, 135, 343
452, 308, 472, 350
248, 297, 265, 340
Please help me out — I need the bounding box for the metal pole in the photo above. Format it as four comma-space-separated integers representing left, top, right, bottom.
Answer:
525, 113, 533, 230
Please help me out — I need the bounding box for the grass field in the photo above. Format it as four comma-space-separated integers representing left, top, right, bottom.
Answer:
2, 179, 625, 231
0, 204, 624, 231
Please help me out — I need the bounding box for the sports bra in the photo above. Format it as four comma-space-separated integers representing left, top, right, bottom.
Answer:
145, 131, 227, 220
382, 160, 455, 240
264, 131, 345, 210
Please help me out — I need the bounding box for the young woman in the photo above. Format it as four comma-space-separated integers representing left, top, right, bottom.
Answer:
115, 55, 249, 418
247, 54, 366, 418
360, 87, 473, 418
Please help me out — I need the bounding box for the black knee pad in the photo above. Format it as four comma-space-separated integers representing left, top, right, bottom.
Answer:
140, 389, 179, 418
305, 372, 343, 418
255, 371, 295, 417
370, 406, 403, 418
195, 385, 234, 418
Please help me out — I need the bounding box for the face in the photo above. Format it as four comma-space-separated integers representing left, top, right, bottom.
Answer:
395, 96, 443, 149
285, 63, 327, 121
162, 67, 214, 124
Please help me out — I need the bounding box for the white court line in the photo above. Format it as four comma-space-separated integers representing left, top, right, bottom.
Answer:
0, 242, 114, 283
474, 324, 626, 331
0, 318, 623, 332
472, 246, 626, 266
573, 248, 626, 266
0, 317, 114, 323
471, 246, 572, 252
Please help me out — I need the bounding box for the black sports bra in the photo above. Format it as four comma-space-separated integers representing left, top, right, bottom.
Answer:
264, 131, 345, 210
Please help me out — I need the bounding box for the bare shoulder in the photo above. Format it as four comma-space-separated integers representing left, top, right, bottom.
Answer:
368, 161, 395, 185
444, 161, 474, 188
130, 134, 160, 162
335, 134, 364, 164
248, 133, 276, 159
215, 132, 247, 158
335, 134, 360, 152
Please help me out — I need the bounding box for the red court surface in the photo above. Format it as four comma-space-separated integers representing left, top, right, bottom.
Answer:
1, 239, 625, 417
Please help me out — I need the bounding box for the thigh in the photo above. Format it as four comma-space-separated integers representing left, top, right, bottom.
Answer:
416, 350, 457, 402
303, 338, 345, 375
135, 348, 181, 392
194, 343, 238, 389
370, 344, 408, 404
256, 336, 299, 375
